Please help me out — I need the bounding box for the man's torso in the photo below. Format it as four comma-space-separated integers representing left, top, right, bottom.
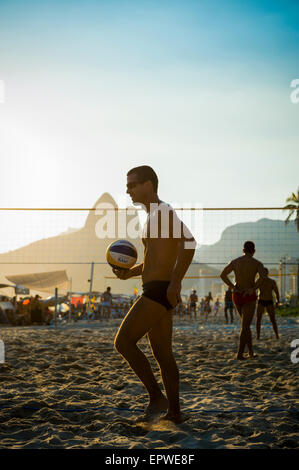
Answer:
102, 292, 112, 303
259, 277, 276, 300
141, 202, 185, 283
232, 255, 263, 290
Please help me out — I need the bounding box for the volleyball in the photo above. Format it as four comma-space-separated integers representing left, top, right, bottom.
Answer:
106, 240, 138, 270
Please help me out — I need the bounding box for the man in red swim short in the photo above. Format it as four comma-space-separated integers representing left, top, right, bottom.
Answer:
220, 241, 267, 360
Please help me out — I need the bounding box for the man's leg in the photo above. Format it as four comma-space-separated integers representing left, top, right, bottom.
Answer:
256, 304, 264, 340
148, 310, 183, 423
237, 302, 256, 359
230, 307, 234, 323
114, 296, 169, 416
224, 306, 229, 323
267, 305, 279, 339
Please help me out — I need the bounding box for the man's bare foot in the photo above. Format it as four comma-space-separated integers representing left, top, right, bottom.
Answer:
160, 411, 189, 424
145, 396, 168, 419
248, 354, 257, 359
236, 354, 246, 360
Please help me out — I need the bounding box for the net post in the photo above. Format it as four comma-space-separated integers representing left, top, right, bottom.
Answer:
87, 262, 94, 320
54, 287, 58, 328
68, 277, 72, 323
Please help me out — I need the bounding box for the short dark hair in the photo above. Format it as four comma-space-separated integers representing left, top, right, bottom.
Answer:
127, 165, 158, 193
265, 267, 269, 275
243, 241, 255, 254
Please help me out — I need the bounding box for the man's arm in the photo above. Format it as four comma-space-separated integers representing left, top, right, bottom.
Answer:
171, 240, 196, 284
220, 262, 235, 290
167, 238, 195, 307
113, 262, 143, 280
167, 213, 196, 307
253, 262, 268, 290
273, 280, 280, 304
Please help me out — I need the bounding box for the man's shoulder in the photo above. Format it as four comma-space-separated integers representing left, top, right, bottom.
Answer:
231, 256, 241, 264
251, 256, 263, 265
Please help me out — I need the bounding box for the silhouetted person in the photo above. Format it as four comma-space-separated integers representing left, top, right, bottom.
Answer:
101, 287, 113, 320
113, 165, 195, 423
213, 298, 220, 318
204, 291, 213, 320
30, 295, 43, 324
256, 268, 280, 340
224, 287, 234, 323
220, 241, 267, 360
188, 290, 198, 319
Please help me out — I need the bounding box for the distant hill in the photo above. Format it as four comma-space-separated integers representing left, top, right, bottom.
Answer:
196, 218, 299, 266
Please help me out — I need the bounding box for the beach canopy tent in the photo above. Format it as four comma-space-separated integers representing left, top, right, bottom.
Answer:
6, 270, 69, 294
0, 301, 16, 324
0, 301, 15, 312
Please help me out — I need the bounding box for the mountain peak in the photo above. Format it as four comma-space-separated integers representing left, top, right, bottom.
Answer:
84, 193, 118, 229
92, 192, 118, 208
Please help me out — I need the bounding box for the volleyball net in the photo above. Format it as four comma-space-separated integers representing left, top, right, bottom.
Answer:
0, 206, 298, 301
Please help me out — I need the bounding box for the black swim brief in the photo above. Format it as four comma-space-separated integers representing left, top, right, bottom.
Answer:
258, 299, 274, 307
142, 280, 173, 311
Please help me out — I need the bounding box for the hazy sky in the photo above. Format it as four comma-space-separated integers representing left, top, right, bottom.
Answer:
0, 0, 298, 249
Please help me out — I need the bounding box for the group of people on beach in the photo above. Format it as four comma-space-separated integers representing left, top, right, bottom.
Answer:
184, 271, 280, 340
185, 290, 231, 321
0, 295, 53, 326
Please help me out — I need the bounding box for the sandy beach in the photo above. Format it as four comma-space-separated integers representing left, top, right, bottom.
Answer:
0, 316, 298, 449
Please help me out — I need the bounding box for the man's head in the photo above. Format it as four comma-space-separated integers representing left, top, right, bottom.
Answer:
265, 268, 269, 276
126, 166, 158, 204
243, 241, 255, 255
107, 287, 111, 292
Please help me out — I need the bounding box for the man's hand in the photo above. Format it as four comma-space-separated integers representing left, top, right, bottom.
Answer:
167, 280, 182, 308
244, 288, 255, 296
112, 268, 132, 280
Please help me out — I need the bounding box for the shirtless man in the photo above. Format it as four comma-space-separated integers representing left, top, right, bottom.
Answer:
220, 241, 267, 360
213, 298, 220, 318
101, 287, 113, 320
224, 287, 234, 324
189, 290, 198, 319
113, 165, 195, 423
204, 292, 213, 320
256, 268, 280, 340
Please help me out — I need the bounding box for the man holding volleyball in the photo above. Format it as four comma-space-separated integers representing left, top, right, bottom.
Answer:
113, 165, 196, 423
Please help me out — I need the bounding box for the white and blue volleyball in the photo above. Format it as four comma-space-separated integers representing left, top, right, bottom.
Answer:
106, 240, 138, 270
